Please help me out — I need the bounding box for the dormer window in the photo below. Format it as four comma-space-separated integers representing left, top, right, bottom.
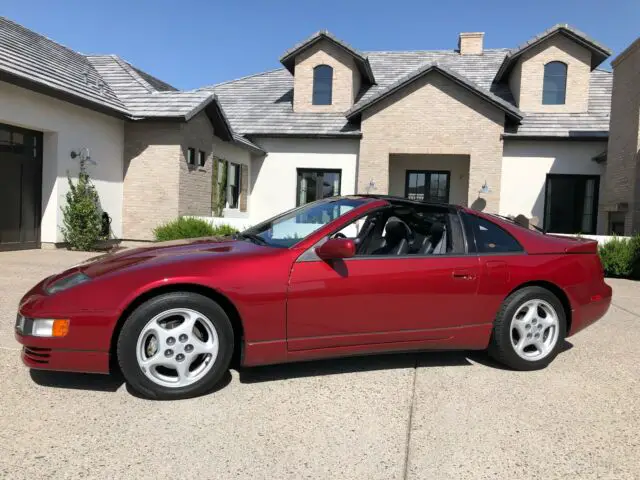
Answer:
542, 61, 567, 105
312, 65, 333, 105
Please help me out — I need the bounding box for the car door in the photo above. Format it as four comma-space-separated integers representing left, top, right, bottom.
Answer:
285, 210, 484, 353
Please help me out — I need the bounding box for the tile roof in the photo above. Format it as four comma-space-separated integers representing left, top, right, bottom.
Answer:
0, 17, 260, 153
207, 47, 612, 139
345, 61, 523, 121
0, 16, 127, 114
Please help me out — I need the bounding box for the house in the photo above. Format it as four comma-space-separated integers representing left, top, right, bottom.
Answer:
0, 17, 621, 251
601, 37, 640, 236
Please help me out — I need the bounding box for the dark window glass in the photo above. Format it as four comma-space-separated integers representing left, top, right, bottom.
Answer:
544, 175, 599, 234
312, 65, 333, 105
227, 162, 241, 209
542, 62, 567, 105
198, 150, 206, 167
472, 216, 523, 253
297, 169, 341, 206
405, 171, 450, 203
187, 147, 196, 165
609, 212, 625, 236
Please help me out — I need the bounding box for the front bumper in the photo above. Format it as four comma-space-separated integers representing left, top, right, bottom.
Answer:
18, 339, 110, 374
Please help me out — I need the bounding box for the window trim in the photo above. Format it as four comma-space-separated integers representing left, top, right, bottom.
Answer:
187, 147, 196, 165
296, 168, 342, 207
404, 170, 451, 203
312, 64, 333, 106
542, 61, 568, 105
543, 174, 600, 234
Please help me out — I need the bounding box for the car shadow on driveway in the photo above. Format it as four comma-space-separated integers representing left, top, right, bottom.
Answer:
238, 350, 473, 384
30, 369, 125, 392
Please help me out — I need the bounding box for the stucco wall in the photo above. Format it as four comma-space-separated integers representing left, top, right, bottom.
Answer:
510, 34, 592, 113
358, 71, 505, 212
500, 140, 607, 231
388, 154, 470, 206
0, 81, 125, 243
250, 137, 358, 222
293, 40, 359, 113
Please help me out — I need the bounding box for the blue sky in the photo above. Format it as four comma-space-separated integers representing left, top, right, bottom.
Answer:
1, 0, 638, 90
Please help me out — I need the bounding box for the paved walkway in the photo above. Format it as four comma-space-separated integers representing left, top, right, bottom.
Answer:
0, 250, 638, 479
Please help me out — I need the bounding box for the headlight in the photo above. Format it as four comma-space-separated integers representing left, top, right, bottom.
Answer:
45, 272, 91, 295
15, 315, 69, 337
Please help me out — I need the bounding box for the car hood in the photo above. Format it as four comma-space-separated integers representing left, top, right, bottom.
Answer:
77, 237, 270, 278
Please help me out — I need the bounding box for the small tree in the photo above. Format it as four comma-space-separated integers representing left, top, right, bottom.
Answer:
61, 160, 103, 250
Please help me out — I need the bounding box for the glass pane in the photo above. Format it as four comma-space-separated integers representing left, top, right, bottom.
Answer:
0, 130, 10, 145
12, 132, 24, 145
545, 62, 567, 77
228, 164, 237, 186
581, 179, 596, 232
322, 172, 340, 198
475, 217, 522, 253
313, 65, 333, 105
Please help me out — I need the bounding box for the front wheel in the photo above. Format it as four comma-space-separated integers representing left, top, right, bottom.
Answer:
489, 286, 566, 371
117, 292, 234, 400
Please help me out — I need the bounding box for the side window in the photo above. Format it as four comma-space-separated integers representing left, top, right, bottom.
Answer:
472, 216, 523, 253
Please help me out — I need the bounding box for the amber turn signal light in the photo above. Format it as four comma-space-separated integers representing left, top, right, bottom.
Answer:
52, 319, 70, 337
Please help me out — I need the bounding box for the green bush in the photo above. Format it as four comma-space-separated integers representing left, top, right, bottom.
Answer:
153, 217, 238, 241
61, 162, 104, 251
598, 235, 640, 279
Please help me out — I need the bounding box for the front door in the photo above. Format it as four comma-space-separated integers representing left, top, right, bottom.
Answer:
0, 123, 43, 250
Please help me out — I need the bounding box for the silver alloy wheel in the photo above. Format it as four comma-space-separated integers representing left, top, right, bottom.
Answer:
510, 299, 560, 361
135, 308, 219, 388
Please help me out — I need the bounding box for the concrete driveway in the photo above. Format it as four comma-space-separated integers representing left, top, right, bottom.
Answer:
0, 250, 638, 479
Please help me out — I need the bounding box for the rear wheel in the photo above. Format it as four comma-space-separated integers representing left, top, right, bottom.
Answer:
117, 292, 234, 400
489, 286, 566, 370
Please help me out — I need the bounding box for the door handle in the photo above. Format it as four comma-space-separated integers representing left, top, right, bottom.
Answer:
452, 269, 476, 280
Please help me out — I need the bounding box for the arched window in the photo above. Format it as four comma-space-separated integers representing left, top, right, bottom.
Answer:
542, 61, 567, 105
312, 65, 333, 105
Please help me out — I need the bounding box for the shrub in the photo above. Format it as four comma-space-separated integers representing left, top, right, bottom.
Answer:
598, 235, 640, 279
61, 162, 104, 251
153, 217, 238, 241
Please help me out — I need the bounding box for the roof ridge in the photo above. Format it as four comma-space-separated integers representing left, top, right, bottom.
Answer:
366, 48, 511, 54
200, 67, 287, 89
109, 55, 156, 93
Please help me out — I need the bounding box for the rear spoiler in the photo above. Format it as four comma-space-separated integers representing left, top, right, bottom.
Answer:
547, 235, 598, 254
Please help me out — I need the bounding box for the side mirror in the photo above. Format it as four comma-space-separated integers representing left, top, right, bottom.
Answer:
315, 238, 356, 260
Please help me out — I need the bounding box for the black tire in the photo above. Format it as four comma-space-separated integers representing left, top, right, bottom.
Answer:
117, 292, 234, 400
488, 286, 567, 371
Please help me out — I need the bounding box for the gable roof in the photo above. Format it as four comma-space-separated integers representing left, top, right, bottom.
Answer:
280, 30, 376, 85
345, 61, 523, 122
494, 24, 612, 82
0, 17, 260, 153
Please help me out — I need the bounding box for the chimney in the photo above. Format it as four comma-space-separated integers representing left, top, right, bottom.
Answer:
458, 32, 484, 55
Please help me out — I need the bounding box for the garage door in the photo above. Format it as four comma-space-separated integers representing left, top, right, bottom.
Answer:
0, 123, 43, 251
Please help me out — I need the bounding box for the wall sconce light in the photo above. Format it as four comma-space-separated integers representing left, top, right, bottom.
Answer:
70, 148, 93, 163
479, 181, 491, 194
365, 179, 376, 194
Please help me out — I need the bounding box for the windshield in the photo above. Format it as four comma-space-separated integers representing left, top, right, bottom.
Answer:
241, 198, 367, 248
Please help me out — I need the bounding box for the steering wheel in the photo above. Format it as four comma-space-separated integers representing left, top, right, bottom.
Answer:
333, 232, 347, 239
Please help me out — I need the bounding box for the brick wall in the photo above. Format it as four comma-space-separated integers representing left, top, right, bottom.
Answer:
293, 40, 359, 113
358, 71, 505, 212
459, 33, 484, 55
123, 121, 181, 240
511, 34, 592, 113
179, 112, 214, 217
603, 38, 640, 235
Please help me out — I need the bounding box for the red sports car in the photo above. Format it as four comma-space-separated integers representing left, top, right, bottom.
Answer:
15, 196, 611, 399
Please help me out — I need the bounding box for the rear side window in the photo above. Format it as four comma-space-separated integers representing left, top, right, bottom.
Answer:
470, 216, 523, 253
